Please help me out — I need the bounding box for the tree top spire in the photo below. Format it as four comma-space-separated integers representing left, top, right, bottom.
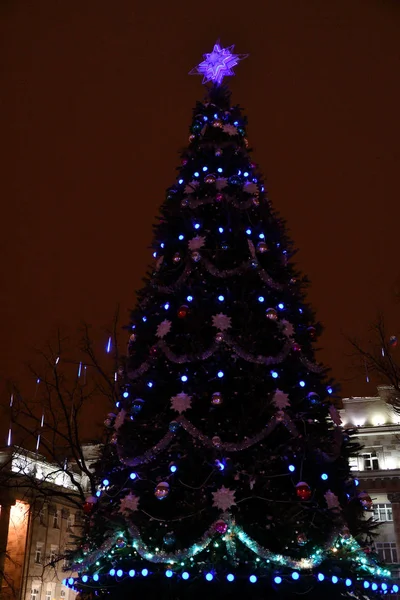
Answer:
189, 40, 248, 86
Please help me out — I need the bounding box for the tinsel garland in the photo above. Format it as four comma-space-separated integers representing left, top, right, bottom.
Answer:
74, 513, 383, 577
117, 411, 299, 467
127, 336, 323, 380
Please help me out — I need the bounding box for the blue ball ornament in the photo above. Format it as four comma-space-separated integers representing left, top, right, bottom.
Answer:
169, 421, 180, 433
163, 532, 176, 546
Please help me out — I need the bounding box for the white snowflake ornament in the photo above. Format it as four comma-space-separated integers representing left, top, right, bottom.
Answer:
280, 320, 294, 338
119, 492, 140, 514
114, 409, 127, 431
171, 392, 192, 414
156, 320, 172, 338
324, 490, 340, 510
212, 313, 232, 331
222, 123, 238, 136
188, 236, 206, 251
212, 486, 236, 511
243, 182, 259, 195
272, 389, 290, 410
184, 181, 199, 194
215, 177, 228, 190
329, 404, 342, 426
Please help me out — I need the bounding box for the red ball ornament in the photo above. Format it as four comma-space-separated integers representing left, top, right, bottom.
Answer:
83, 495, 97, 514
177, 305, 189, 319
296, 482, 311, 501
307, 326, 317, 340
214, 520, 228, 534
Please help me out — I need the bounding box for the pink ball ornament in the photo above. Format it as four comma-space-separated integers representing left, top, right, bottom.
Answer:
214, 520, 228, 534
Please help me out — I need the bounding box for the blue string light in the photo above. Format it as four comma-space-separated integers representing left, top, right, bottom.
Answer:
102, 479, 110, 486
141, 569, 148, 577
372, 583, 378, 591
130, 472, 137, 480
277, 303, 284, 310
317, 573, 324, 582
258, 296, 265, 303
123, 391, 129, 398
109, 569, 115, 576
292, 572, 300, 580
274, 576, 282, 584
205, 573, 213, 581
178, 179, 184, 184
227, 574, 235, 582
165, 570, 173, 578
142, 316, 147, 322
82, 575, 88, 583
170, 464, 177, 473
243, 171, 249, 177
181, 375, 188, 382
217, 168, 223, 173
194, 171, 199, 177
331, 576, 338, 584
288, 464, 295, 472
187, 295, 193, 302
194, 223, 200, 230
321, 473, 328, 481
129, 570, 135, 577
218, 295, 225, 302
259, 233, 265, 239
217, 371, 224, 378
182, 572, 190, 580
345, 578, 352, 587
93, 574, 99, 582
68, 578, 74, 585
363, 581, 370, 589
392, 584, 399, 592
164, 302, 170, 310
246, 228, 252, 235
218, 227, 224, 233
117, 569, 123, 577
202, 166, 208, 172
178, 234, 184, 240
249, 575, 257, 583
147, 381, 154, 388
299, 380, 306, 388
271, 370, 278, 379
327, 386, 333, 395
381, 583, 388, 591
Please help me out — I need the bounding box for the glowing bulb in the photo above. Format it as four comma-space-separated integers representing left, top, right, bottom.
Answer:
82, 575, 88, 583
227, 573, 235, 582
93, 574, 99, 582
165, 570, 173, 578
141, 569, 148, 577
288, 464, 295, 472
182, 572, 189, 580
202, 166, 208, 172
218, 227, 224, 233
249, 575, 257, 583
299, 381, 305, 388
332, 576, 338, 584
68, 577, 74, 585
317, 573, 324, 582
258, 296, 265, 303
95, 490, 101, 497
292, 572, 300, 580
217, 168, 223, 173
205, 573, 213, 581
392, 584, 398, 592
142, 316, 147, 322
187, 295, 193, 302
178, 179, 184, 184
164, 302, 170, 310
372, 583, 378, 591
274, 576, 282, 584
327, 386, 333, 394
130, 472, 137, 480
271, 370, 278, 379
117, 570, 123, 577
321, 473, 328, 481
217, 371, 224, 378
181, 375, 188, 382
194, 171, 199, 177
129, 570, 135, 577
178, 234, 184, 240
194, 223, 200, 230
246, 228, 252, 235
218, 295, 224, 302
102, 479, 110, 486
277, 303, 284, 309
170, 465, 177, 473
123, 391, 129, 398
259, 233, 265, 239
382, 583, 387, 591
345, 578, 352, 587
354, 479, 359, 486
243, 171, 249, 177
109, 569, 115, 576
147, 381, 153, 388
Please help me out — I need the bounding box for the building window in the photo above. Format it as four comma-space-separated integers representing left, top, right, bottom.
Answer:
31, 590, 40, 600
45, 591, 51, 600
35, 544, 43, 564
362, 451, 379, 471
349, 456, 358, 471
67, 513, 74, 531
49, 545, 58, 564
53, 510, 59, 528
39, 507, 46, 525
376, 542, 398, 564
374, 503, 393, 522
60, 591, 66, 598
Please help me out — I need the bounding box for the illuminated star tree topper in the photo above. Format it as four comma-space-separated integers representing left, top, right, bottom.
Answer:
190, 40, 248, 86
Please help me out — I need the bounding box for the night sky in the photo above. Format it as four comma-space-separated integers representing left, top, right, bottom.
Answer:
1, 0, 400, 417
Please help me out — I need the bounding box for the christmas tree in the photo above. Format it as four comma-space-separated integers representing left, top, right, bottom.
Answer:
69, 42, 395, 599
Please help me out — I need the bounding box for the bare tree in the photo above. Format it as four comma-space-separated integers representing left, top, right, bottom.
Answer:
348, 314, 400, 412
0, 313, 121, 599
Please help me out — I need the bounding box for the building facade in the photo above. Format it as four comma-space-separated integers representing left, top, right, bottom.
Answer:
0, 445, 99, 600
341, 385, 400, 578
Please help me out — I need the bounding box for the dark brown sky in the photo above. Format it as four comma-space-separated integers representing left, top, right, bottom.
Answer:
1, 0, 400, 410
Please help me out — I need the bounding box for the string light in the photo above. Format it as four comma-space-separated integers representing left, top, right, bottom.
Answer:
117, 569, 123, 577
274, 576, 282, 584
292, 572, 300, 580
227, 573, 235, 582
165, 570, 173, 578
129, 570, 135, 577
205, 573, 213, 581
182, 572, 190, 580
181, 375, 188, 382
141, 569, 148, 577
271, 370, 278, 379
249, 575, 257, 583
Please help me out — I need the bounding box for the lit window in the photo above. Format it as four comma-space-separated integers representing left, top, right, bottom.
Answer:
35, 544, 43, 564
31, 589, 40, 600
362, 451, 379, 471
67, 513, 74, 531
53, 511, 59, 528
376, 542, 398, 564
45, 591, 51, 600
373, 504, 393, 522
348, 456, 358, 471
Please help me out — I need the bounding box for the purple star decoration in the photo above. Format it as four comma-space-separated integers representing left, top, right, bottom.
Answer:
190, 41, 248, 86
